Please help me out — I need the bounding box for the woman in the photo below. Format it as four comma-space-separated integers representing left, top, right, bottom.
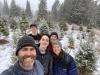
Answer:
36, 34, 53, 75
52, 41, 78, 75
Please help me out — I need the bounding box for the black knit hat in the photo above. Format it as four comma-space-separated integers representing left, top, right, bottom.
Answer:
16, 35, 37, 55
50, 32, 58, 39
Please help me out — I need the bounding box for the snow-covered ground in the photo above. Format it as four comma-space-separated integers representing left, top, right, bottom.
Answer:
0, 24, 100, 75
0, 31, 14, 73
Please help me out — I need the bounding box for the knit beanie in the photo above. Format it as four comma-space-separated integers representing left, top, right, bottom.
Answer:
50, 32, 58, 39
52, 41, 62, 49
16, 35, 37, 55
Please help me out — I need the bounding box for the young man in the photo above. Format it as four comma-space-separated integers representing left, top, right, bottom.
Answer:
0, 36, 44, 75
50, 32, 59, 43
36, 34, 53, 75
48, 32, 59, 53
28, 24, 41, 45
52, 41, 78, 75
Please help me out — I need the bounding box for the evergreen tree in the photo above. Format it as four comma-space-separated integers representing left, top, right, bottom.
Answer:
52, 0, 60, 21
38, 0, 47, 20
59, 21, 68, 31
9, 17, 17, 30
96, 4, 100, 28
87, 1, 97, 27
40, 25, 49, 34
69, 0, 90, 25
0, 17, 9, 36
0, 2, 3, 15
3, 0, 9, 16
76, 40, 95, 75
25, 0, 32, 18
68, 33, 74, 49
10, 0, 21, 17
59, 0, 73, 22
19, 13, 29, 34
39, 19, 49, 34
59, 0, 96, 26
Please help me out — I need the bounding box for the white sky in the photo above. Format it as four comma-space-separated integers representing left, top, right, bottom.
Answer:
0, 0, 64, 12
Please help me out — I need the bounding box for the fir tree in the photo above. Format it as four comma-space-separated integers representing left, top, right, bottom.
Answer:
59, 0, 73, 22
9, 17, 17, 30
39, 19, 49, 34
0, 17, 9, 36
3, 0, 9, 16
19, 13, 29, 34
69, 0, 90, 25
25, 0, 32, 18
38, 0, 47, 20
96, 4, 100, 28
59, 21, 68, 31
10, 0, 21, 17
52, 0, 60, 21
68, 34, 74, 49
76, 40, 95, 75
0, 2, 3, 15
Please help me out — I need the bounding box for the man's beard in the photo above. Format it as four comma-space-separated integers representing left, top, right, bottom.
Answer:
19, 55, 36, 70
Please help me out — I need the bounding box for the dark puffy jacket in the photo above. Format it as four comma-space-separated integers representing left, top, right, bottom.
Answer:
28, 34, 41, 45
53, 50, 78, 75
0, 60, 44, 75
36, 49, 53, 75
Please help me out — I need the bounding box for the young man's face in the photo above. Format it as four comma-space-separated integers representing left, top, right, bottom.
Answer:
31, 26, 38, 35
50, 35, 58, 43
39, 35, 49, 49
52, 44, 61, 56
18, 46, 36, 70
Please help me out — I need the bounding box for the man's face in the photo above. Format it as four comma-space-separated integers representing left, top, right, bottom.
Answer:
52, 44, 61, 56
31, 26, 38, 35
18, 46, 36, 70
50, 35, 58, 43
39, 35, 49, 49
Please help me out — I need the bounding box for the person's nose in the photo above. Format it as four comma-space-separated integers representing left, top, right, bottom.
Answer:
26, 50, 32, 56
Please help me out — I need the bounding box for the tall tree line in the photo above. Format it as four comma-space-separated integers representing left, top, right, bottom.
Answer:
51, 0, 100, 28
0, 0, 32, 18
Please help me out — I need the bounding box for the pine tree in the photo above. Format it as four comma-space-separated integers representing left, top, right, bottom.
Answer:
39, 19, 49, 34
38, 0, 47, 20
69, 0, 90, 25
87, 1, 97, 27
59, 0, 73, 22
10, 0, 21, 17
52, 0, 60, 21
59, 21, 68, 31
0, 17, 9, 36
25, 0, 32, 18
0, 2, 3, 15
3, 0, 9, 16
9, 17, 17, 30
19, 13, 29, 34
96, 4, 100, 28
76, 40, 95, 75
68, 33, 74, 49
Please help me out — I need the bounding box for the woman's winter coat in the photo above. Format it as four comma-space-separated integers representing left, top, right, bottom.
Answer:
52, 50, 78, 75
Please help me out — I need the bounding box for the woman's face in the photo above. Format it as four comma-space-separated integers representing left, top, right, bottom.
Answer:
39, 35, 49, 49
52, 44, 61, 56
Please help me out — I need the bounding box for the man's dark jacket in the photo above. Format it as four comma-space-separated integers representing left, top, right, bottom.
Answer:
0, 60, 44, 75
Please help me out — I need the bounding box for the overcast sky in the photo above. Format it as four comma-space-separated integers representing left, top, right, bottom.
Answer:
0, 0, 64, 12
